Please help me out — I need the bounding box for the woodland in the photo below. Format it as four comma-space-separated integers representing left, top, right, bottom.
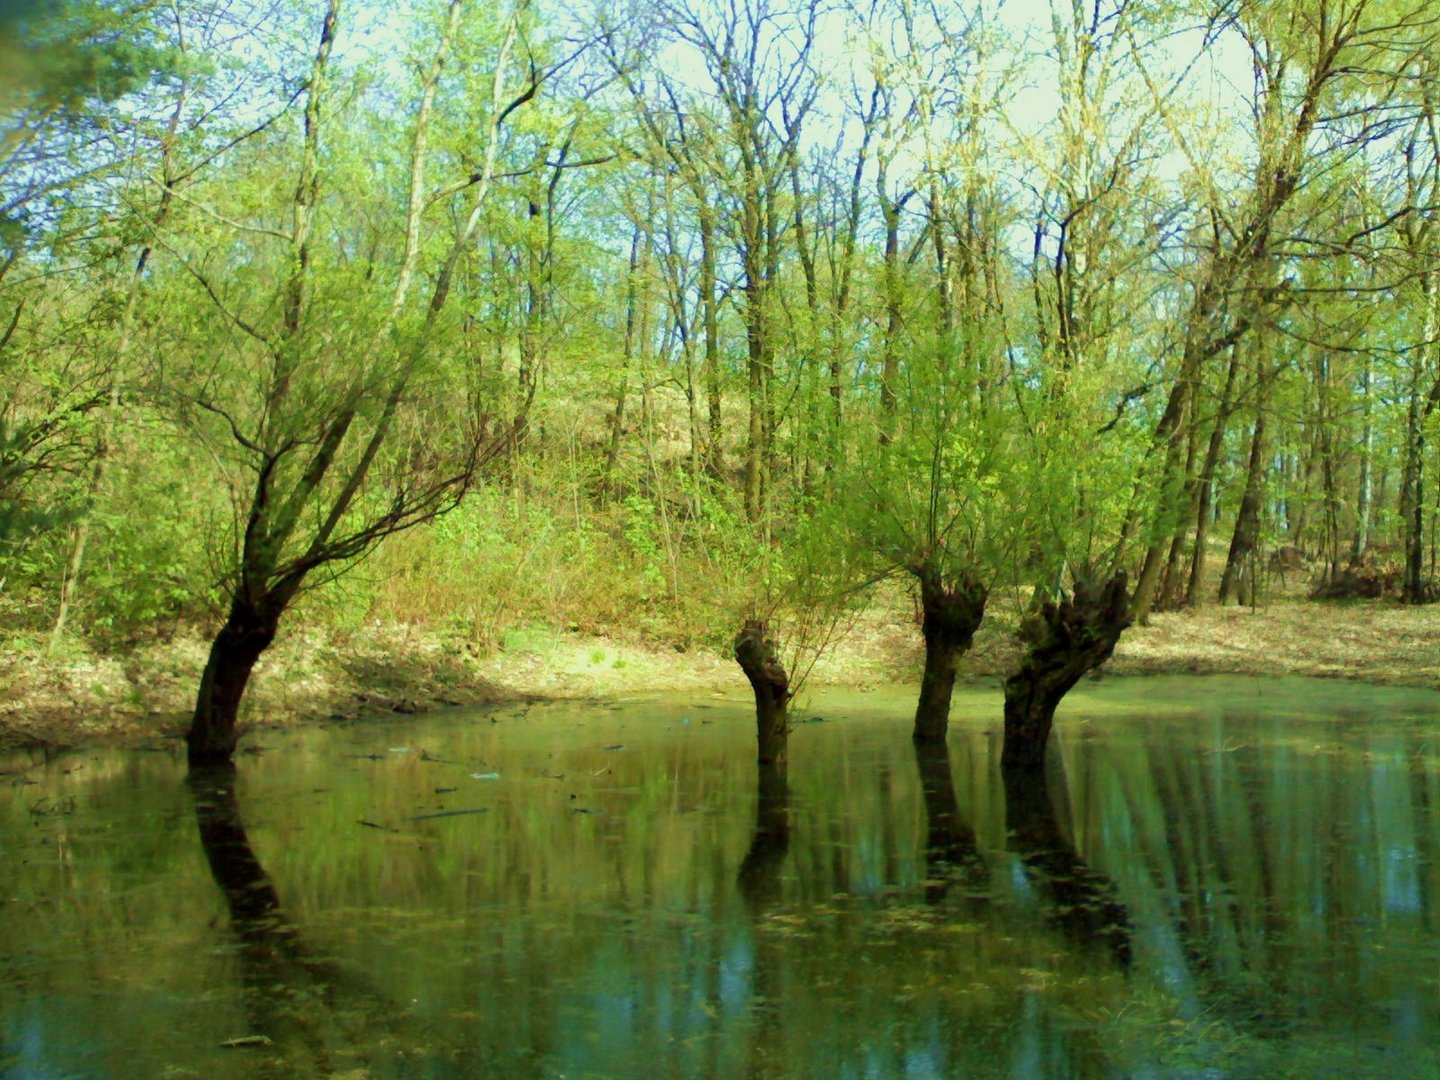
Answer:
3, 0, 1440, 769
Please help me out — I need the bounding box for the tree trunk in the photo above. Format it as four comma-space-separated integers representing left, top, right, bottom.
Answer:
1220, 395, 1271, 604
602, 227, 647, 496
1184, 343, 1243, 607
878, 176, 904, 445
1401, 368, 1428, 603
187, 599, 281, 766
1130, 378, 1191, 623
1157, 415, 1202, 610
1001, 572, 1130, 772
734, 619, 790, 765
699, 205, 724, 481
1401, 268, 1440, 602
912, 567, 987, 742
740, 151, 767, 523
1288, 436, 1319, 555
1351, 356, 1373, 563
1311, 348, 1343, 582
1219, 421, 1266, 604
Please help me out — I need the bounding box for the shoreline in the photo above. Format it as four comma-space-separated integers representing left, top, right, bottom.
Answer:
3, 597, 1438, 752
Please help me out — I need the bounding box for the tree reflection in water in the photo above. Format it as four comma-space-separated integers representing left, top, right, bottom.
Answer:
911, 738, 988, 905
736, 762, 790, 1080
188, 764, 400, 1076
1003, 760, 1132, 968
737, 763, 790, 910
12, 691, 1414, 1077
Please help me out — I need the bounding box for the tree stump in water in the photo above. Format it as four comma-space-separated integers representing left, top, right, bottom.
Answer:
1002, 572, 1130, 772
912, 565, 988, 742
734, 619, 791, 765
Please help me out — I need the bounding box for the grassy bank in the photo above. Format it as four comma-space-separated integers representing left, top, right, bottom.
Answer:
3, 595, 1438, 751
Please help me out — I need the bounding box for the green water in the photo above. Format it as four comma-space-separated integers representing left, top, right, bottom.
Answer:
2, 675, 1438, 1078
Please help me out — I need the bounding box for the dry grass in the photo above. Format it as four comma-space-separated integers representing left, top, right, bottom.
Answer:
1109, 600, 1440, 685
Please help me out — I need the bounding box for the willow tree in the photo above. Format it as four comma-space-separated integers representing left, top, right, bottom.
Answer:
822, 0, 1025, 745
997, 0, 1166, 771
840, 330, 1019, 742
159, 0, 543, 765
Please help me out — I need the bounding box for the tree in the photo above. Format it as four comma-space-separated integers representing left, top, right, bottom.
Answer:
996, 0, 1156, 769
0, 0, 183, 572
833, 0, 1024, 745
165, 0, 544, 764
1128, 0, 1437, 620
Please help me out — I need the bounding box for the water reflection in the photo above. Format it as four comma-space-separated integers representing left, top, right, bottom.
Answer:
1002, 761, 1132, 967
188, 764, 408, 1077
912, 739, 987, 904
736, 763, 790, 1079
190, 765, 290, 937
0, 682, 1438, 1078
737, 763, 790, 910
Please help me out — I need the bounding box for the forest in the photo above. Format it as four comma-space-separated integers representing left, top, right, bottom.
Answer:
4, 0, 1440, 767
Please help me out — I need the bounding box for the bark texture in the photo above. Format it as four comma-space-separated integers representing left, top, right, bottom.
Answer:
1002, 572, 1130, 771
912, 566, 988, 742
734, 619, 791, 765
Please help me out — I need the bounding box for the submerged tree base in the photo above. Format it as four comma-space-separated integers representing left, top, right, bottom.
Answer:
1002, 572, 1130, 771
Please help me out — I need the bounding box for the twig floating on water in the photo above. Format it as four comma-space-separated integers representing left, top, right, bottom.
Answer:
409, 808, 490, 822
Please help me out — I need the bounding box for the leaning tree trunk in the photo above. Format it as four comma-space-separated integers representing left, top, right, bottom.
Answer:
734, 619, 791, 765
187, 597, 283, 766
912, 566, 988, 743
1001, 573, 1130, 772
1183, 342, 1243, 607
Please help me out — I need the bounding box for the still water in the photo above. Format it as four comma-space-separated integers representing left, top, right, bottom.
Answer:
2, 676, 1438, 1079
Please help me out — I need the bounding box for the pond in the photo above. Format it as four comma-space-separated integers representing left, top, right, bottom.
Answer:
2, 675, 1438, 1078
